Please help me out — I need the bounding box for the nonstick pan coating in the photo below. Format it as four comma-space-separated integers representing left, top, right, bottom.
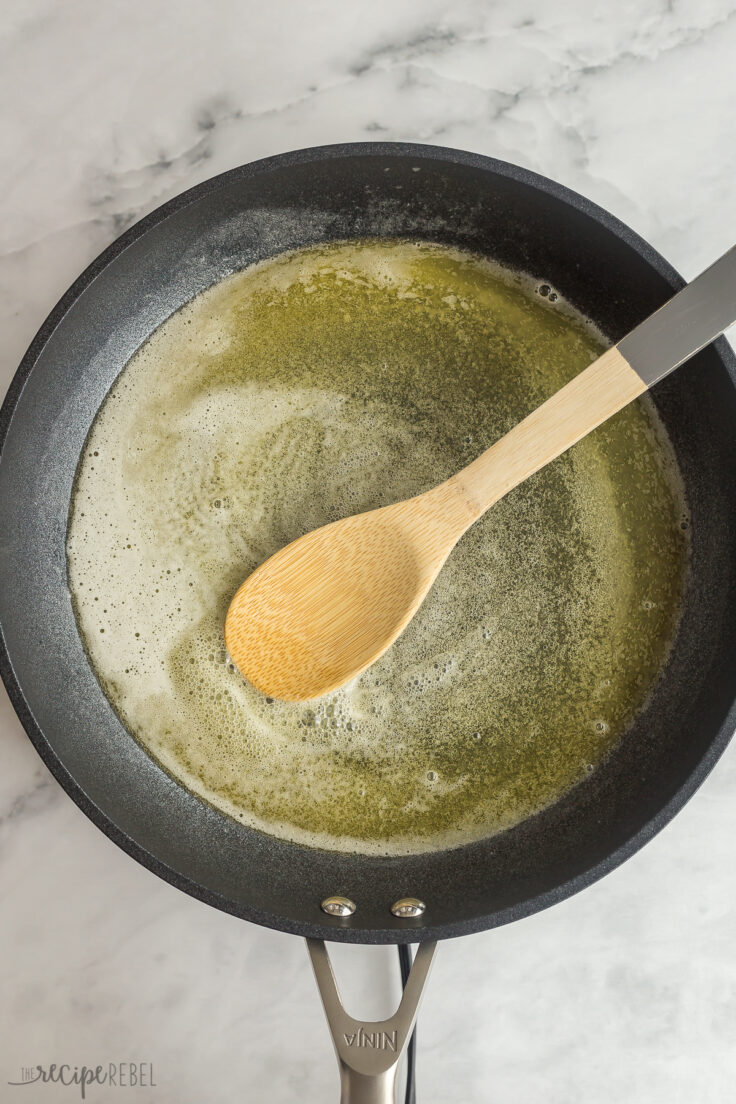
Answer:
1, 143, 735, 943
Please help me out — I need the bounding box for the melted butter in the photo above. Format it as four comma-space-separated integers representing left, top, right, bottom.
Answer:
66, 239, 688, 855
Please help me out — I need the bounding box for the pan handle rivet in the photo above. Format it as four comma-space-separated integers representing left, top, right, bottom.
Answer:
391, 897, 426, 918
321, 896, 356, 917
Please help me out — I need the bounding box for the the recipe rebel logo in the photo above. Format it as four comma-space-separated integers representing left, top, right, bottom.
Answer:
8, 1063, 157, 1098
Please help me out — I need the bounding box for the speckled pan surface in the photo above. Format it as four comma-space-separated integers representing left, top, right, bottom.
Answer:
1, 142, 735, 943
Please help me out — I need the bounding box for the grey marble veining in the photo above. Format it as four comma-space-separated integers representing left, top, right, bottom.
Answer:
2, 2, 736, 1101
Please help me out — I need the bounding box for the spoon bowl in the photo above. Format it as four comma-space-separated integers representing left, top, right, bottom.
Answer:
225, 485, 471, 700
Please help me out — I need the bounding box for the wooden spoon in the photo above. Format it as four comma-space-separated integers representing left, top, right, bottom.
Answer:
225, 246, 736, 701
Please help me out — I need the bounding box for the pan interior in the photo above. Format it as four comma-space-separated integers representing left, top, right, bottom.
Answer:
66, 237, 688, 856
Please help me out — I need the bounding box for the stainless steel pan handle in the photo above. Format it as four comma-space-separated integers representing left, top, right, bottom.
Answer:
307, 939, 437, 1104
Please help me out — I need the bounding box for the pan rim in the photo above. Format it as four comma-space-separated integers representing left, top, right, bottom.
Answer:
2, 140, 735, 943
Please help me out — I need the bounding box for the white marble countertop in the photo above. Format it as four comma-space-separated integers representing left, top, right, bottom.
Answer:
2, 2, 736, 1101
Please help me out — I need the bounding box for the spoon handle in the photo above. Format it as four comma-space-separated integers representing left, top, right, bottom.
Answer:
450, 245, 736, 519
619, 245, 736, 386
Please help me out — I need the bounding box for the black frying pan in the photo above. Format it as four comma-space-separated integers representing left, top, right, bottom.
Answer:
2, 143, 736, 948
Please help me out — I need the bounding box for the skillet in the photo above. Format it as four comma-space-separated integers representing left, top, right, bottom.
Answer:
1, 142, 736, 1094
